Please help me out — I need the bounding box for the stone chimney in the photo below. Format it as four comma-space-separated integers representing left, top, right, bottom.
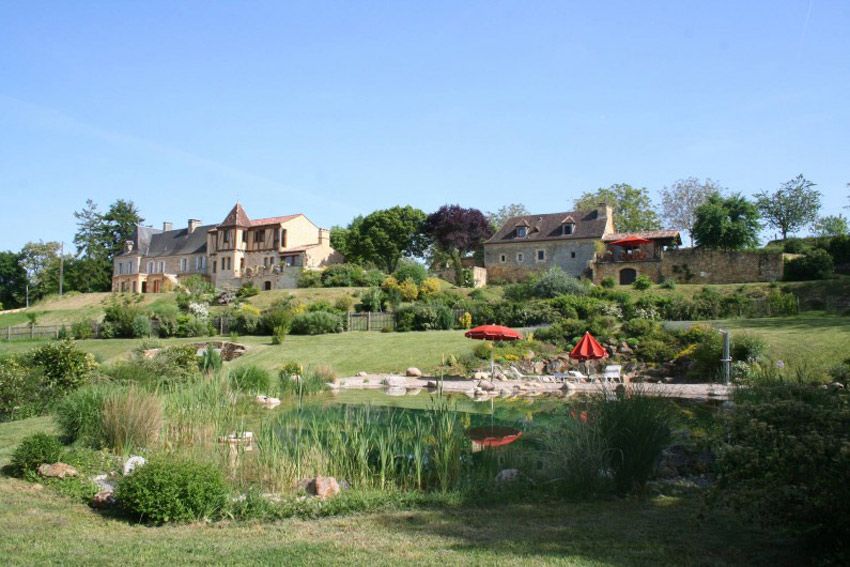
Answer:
163, 221, 173, 232
188, 219, 201, 234
124, 240, 134, 253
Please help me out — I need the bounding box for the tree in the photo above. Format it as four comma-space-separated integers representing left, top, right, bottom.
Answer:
813, 215, 849, 237
573, 183, 660, 232
692, 193, 761, 251
424, 205, 492, 285
329, 206, 428, 273
660, 178, 723, 245
72, 198, 143, 291
18, 241, 62, 306
755, 175, 821, 240
486, 203, 529, 232
0, 251, 27, 309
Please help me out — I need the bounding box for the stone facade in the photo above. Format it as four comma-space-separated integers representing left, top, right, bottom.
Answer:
593, 248, 785, 285
112, 203, 342, 293
483, 205, 614, 281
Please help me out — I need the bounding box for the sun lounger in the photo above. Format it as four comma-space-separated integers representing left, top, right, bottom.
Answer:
602, 365, 622, 383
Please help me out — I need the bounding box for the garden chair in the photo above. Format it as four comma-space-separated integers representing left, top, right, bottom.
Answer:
602, 365, 622, 383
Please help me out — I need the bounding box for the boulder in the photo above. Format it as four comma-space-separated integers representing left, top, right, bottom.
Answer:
472, 371, 489, 381
830, 382, 846, 390
384, 375, 407, 387
92, 490, 115, 509
477, 380, 496, 391
405, 367, 422, 377
38, 463, 78, 479
255, 395, 281, 409
357, 371, 368, 378
533, 361, 547, 375
306, 476, 340, 499
495, 468, 520, 483
123, 456, 147, 476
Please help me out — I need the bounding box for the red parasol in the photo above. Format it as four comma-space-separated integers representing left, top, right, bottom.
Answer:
609, 235, 652, 247
569, 331, 609, 361
464, 325, 523, 341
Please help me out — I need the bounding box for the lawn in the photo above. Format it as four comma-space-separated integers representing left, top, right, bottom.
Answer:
0, 417, 788, 567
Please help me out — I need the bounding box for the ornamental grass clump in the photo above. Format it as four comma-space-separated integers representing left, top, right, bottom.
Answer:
116, 458, 229, 524
101, 386, 162, 454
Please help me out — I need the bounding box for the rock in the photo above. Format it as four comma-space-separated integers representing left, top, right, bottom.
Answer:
384, 375, 407, 387
142, 348, 160, 359
426, 380, 438, 389
618, 342, 634, 355
306, 476, 340, 499
405, 367, 422, 377
123, 456, 147, 476
473, 371, 489, 381
357, 371, 368, 377
93, 474, 116, 492
533, 361, 547, 375
546, 359, 567, 374
92, 490, 115, 509
495, 468, 520, 483
38, 463, 78, 478
478, 380, 496, 391
255, 395, 281, 408
830, 382, 846, 390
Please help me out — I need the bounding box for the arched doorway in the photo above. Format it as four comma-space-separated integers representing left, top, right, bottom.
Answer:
619, 268, 637, 285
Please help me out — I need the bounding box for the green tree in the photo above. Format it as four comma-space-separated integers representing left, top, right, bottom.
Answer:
486, 203, 529, 232
574, 183, 660, 232
813, 215, 848, 237
18, 241, 62, 306
692, 193, 761, 251
73, 198, 143, 291
330, 206, 428, 273
755, 175, 821, 240
660, 177, 723, 245
0, 251, 27, 309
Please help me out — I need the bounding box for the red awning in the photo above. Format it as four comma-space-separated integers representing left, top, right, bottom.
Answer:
609, 235, 652, 247
569, 331, 609, 361
464, 325, 523, 341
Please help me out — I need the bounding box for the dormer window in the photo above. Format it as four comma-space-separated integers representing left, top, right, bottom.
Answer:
516, 226, 528, 238
560, 215, 576, 236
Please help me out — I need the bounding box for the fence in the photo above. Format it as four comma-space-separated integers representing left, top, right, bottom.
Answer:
1, 324, 76, 341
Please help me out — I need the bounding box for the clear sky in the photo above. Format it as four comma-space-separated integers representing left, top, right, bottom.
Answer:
1, 1, 848, 250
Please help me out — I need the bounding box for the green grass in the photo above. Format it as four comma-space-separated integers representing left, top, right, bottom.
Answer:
0, 416, 56, 468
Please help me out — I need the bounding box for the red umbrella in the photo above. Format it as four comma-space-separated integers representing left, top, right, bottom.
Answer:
609, 235, 651, 247
570, 331, 608, 361
464, 325, 523, 341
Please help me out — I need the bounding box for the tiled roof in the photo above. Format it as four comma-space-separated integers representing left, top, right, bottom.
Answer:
250, 214, 302, 226
603, 230, 681, 244
486, 209, 609, 244
220, 203, 251, 227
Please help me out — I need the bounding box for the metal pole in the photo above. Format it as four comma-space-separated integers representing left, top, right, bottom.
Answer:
720, 329, 731, 385
59, 242, 64, 296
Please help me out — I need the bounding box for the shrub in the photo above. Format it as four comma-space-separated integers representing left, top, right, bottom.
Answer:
279, 365, 330, 396
103, 296, 145, 338
296, 269, 322, 288
131, 315, 152, 338
237, 282, 259, 298
659, 278, 676, 290
398, 280, 419, 301
393, 261, 427, 284
0, 356, 44, 421
290, 311, 344, 335
600, 276, 616, 289
394, 304, 454, 332
101, 386, 162, 453
635, 339, 677, 364
732, 333, 766, 363
541, 414, 612, 497
28, 340, 98, 396
621, 318, 659, 338
320, 263, 368, 287
531, 267, 587, 298
784, 248, 834, 281
116, 458, 229, 524
271, 325, 288, 345
198, 345, 222, 374
71, 319, 96, 340
10, 433, 63, 477
595, 392, 673, 494
358, 287, 385, 312
713, 383, 850, 554
334, 295, 354, 312
259, 298, 296, 334
632, 275, 652, 290
175, 315, 210, 338
228, 365, 272, 393
419, 277, 442, 297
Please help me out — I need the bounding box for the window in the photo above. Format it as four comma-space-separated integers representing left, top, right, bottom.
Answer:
284, 255, 295, 267
256, 230, 265, 244
239, 258, 245, 271
499, 254, 507, 263
147, 261, 154, 274
242, 230, 247, 243
158, 261, 164, 273
223, 230, 231, 244
562, 223, 574, 235
516, 252, 524, 263
212, 260, 217, 274
536, 250, 545, 262
180, 258, 187, 272
516, 226, 527, 238
571, 251, 576, 258
280, 229, 287, 248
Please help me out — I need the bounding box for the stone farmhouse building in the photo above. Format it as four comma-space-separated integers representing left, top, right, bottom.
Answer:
484, 204, 785, 285
112, 203, 341, 293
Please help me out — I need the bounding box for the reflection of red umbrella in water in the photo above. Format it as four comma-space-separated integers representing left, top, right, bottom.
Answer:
569, 331, 609, 378
464, 325, 524, 449
465, 324, 522, 376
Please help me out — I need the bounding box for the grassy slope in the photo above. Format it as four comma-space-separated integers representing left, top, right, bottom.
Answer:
0, 418, 786, 567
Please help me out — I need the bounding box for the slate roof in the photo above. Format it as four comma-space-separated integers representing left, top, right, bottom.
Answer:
119, 224, 216, 257
603, 230, 681, 244
118, 225, 161, 257
485, 209, 609, 244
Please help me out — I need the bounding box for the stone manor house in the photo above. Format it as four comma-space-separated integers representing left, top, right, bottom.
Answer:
112, 203, 341, 293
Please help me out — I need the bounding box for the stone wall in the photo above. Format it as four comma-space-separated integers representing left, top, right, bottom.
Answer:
484, 239, 598, 282
593, 248, 785, 285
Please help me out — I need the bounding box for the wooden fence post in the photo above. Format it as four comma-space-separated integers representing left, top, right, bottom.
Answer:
367, 312, 371, 331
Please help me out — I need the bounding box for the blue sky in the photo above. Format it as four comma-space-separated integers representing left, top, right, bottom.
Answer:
1, 1, 848, 250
